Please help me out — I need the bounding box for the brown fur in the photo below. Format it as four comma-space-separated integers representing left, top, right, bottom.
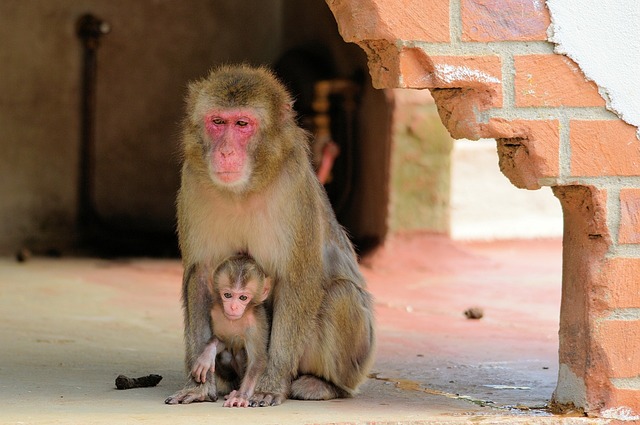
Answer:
165, 65, 375, 407
189, 254, 270, 407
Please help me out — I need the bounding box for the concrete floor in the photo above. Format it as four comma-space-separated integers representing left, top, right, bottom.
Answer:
0, 234, 611, 424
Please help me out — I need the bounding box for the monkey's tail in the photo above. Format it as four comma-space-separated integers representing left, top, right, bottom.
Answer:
289, 375, 351, 400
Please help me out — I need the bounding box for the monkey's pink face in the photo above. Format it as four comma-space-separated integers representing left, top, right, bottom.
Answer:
220, 289, 254, 321
204, 109, 258, 186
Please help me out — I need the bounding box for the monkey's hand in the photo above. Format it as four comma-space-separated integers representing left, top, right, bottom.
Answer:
223, 390, 251, 407
164, 380, 217, 405
191, 354, 216, 384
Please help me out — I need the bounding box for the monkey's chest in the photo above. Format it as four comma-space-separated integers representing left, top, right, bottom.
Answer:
211, 306, 255, 349
187, 188, 291, 270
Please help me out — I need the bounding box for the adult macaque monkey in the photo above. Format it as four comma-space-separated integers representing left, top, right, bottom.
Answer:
192, 253, 271, 408
165, 65, 375, 407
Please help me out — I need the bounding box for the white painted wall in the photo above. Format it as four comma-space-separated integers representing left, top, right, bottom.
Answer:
547, 0, 640, 135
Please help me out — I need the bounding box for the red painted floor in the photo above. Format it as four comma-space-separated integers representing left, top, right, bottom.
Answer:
362, 233, 563, 410
1, 233, 583, 423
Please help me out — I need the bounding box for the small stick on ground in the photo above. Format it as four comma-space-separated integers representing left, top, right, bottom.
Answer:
16, 248, 32, 263
115, 374, 163, 390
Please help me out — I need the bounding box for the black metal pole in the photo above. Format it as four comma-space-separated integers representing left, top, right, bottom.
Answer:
76, 14, 110, 231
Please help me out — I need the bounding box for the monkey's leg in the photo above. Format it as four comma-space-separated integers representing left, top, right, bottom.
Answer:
215, 349, 241, 397
250, 277, 325, 407
290, 279, 375, 400
165, 265, 218, 404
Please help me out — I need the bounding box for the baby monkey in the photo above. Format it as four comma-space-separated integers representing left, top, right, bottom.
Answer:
192, 253, 271, 407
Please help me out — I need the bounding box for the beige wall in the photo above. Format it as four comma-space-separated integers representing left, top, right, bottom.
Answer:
389, 89, 452, 233
0, 0, 284, 254
0, 0, 393, 255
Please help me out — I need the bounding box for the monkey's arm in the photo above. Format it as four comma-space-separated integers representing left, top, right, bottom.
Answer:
248, 170, 331, 407
251, 248, 325, 406
191, 337, 218, 384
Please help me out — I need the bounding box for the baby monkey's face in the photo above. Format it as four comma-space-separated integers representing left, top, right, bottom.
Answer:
219, 286, 255, 321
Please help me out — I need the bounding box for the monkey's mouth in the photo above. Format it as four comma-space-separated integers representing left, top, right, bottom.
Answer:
216, 171, 242, 183
215, 171, 244, 184
224, 313, 242, 321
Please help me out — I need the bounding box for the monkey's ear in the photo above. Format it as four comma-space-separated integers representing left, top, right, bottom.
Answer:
281, 101, 295, 122
260, 277, 272, 302
186, 79, 205, 102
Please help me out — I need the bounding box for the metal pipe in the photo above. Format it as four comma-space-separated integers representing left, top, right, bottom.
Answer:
76, 14, 110, 230
312, 79, 359, 214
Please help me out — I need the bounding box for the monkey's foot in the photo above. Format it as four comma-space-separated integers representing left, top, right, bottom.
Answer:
223, 390, 250, 407
290, 374, 350, 400
165, 382, 217, 405
249, 391, 285, 407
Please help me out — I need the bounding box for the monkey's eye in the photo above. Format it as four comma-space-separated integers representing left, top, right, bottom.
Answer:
211, 118, 225, 125
239, 295, 248, 301
236, 120, 248, 127
223, 292, 232, 299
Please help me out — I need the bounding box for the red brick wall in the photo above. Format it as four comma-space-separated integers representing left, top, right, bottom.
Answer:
327, 0, 640, 417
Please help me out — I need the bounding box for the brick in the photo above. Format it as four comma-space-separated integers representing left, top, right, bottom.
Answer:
552, 186, 611, 408
361, 47, 501, 92
360, 39, 403, 88
619, 189, 640, 244
488, 119, 559, 188
553, 185, 610, 332
552, 185, 609, 242
605, 388, 640, 418
595, 258, 640, 310
462, 0, 550, 41
596, 320, 640, 379
327, 0, 449, 43
515, 55, 605, 107
401, 53, 503, 139
401, 54, 502, 100
570, 120, 640, 176
430, 88, 493, 139
381, 0, 449, 42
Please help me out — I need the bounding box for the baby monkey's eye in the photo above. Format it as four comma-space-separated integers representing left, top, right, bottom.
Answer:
239, 295, 248, 301
223, 292, 232, 299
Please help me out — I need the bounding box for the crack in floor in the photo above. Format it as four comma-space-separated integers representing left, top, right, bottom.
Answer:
368, 372, 553, 416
